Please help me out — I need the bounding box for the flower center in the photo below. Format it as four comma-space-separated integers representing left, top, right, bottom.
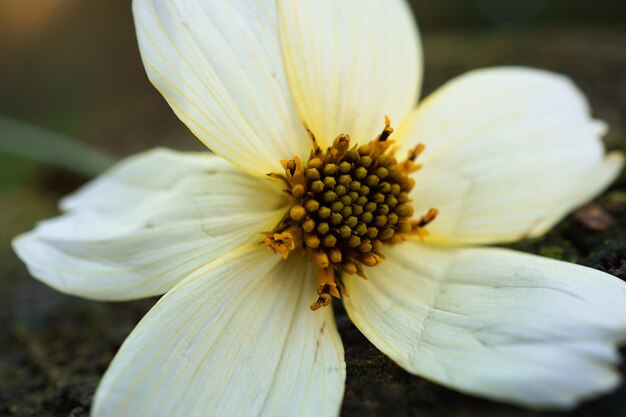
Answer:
264, 118, 437, 311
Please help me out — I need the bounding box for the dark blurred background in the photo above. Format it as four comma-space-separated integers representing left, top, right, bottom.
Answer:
2, 0, 625, 161
1, 1, 626, 416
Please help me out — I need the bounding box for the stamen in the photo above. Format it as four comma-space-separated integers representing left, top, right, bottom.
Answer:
262, 226, 302, 259
265, 117, 438, 310
378, 115, 394, 142
310, 268, 340, 311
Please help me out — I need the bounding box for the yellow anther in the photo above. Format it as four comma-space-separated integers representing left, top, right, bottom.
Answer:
265, 117, 438, 311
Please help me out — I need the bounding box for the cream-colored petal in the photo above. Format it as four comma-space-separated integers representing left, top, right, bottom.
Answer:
396, 67, 624, 245
343, 241, 626, 409
133, 0, 311, 176
92, 245, 345, 417
13, 149, 287, 301
278, 0, 422, 149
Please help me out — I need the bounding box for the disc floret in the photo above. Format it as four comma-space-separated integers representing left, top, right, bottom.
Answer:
264, 118, 437, 310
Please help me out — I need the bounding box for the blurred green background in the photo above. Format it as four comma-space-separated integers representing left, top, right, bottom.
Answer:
1, 1, 626, 416
1, 0, 625, 184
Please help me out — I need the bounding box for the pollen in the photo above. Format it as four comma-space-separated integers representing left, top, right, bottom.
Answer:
265, 117, 437, 311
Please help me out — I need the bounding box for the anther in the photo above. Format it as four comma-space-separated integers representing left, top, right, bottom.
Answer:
323, 191, 337, 202
338, 175, 351, 186
306, 168, 320, 181
308, 158, 323, 169
366, 175, 379, 187
364, 202, 377, 213
318, 207, 331, 219
310, 268, 340, 311
339, 225, 352, 238
304, 233, 321, 249
408, 143, 426, 161
346, 148, 360, 162
330, 213, 343, 226
375, 167, 389, 179
359, 155, 373, 168
305, 199, 320, 212
323, 164, 337, 176
263, 226, 302, 259
323, 177, 336, 188
345, 216, 358, 228
331, 201, 344, 212
341, 261, 358, 275
323, 234, 337, 248
418, 208, 439, 227
292, 184, 305, 198
289, 205, 306, 222
377, 204, 390, 215
373, 215, 387, 228
311, 180, 324, 193
360, 252, 383, 267
266, 119, 438, 311
379, 227, 394, 240
317, 222, 330, 235
302, 219, 315, 233
354, 223, 367, 236
360, 212, 373, 224
378, 115, 394, 142
349, 181, 361, 192
371, 193, 385, 204
358, 241, 373, 253
338, 161, 351, 174
347, 235, 361, 248
311, 250, 330, 269
329, 248, 342, 263
354, 166, 368, 179
378, 182, 391, 193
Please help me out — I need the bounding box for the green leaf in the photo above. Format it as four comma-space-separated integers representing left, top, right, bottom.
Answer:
0, 115, 117, 177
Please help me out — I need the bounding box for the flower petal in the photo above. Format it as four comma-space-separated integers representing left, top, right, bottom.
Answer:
132, 0, 311, 176
278, 0, 422, 148
343, 241, 626, 409
92, 245, 345, 417
13, 149, 287, 301
396, 67, 624, 245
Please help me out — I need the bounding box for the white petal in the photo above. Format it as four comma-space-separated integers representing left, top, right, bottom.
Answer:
343, 241, 626, 409
92, 245, 345, 417
133, 0, 311, 176
278, 0, 422, 148
395, 67, 624, 244
13, 149, 287, 301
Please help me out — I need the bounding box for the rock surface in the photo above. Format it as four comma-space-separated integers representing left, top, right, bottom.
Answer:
1, 27, 626, 417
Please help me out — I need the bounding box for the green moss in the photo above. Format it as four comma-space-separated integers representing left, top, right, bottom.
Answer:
538, 245, 565, 260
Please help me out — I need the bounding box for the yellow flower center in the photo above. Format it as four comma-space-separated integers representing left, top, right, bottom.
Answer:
264, 118, 437, 310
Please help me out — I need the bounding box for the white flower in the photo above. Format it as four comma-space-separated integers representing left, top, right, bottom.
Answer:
12, 0, 626, 416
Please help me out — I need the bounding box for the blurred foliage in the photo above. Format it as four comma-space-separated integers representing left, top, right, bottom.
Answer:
0, 116, 116, 179
410, 0, 626, 28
